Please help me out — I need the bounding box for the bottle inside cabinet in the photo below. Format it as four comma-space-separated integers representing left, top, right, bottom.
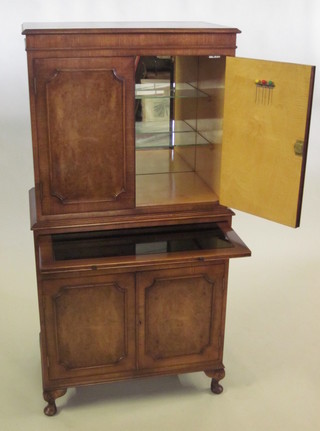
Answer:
135, 56, 226, 207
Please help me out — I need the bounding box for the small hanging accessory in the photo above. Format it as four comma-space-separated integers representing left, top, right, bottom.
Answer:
255, 79, 275, 104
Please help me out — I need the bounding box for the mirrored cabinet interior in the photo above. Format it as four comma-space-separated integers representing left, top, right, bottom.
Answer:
22, 22, 315, 416
135, 55, 225, 208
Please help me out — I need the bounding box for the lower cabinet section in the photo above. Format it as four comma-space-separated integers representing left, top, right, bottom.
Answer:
36, 222, 250, 415
39, 262, 228, 415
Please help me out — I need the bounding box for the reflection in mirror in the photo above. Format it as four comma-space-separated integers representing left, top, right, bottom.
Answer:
135, 56, 174, 148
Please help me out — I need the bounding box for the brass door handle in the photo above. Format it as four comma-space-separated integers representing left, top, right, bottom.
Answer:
294, 140, 304, 156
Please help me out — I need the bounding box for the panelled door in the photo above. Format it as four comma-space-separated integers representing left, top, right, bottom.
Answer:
137, 264, 227, 371
42, 273, 136, 381
33, 57, 135, 216
220, 57, 315, 227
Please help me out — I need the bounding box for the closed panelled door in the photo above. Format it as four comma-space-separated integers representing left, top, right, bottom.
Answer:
33, 56, 135, 216
137, 264, 227, 370
42, 273, 136, 380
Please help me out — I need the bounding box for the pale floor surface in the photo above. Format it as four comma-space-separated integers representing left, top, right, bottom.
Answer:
0, 122, 319, 430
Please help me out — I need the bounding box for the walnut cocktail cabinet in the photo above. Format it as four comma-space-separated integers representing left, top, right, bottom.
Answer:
22, 22, 315, 415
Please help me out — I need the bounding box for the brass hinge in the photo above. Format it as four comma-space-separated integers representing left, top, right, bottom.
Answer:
294, 140, 304, 156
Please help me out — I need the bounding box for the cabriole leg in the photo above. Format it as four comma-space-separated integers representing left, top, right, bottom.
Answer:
43, 388, 67, 416
204, 368, 225, 394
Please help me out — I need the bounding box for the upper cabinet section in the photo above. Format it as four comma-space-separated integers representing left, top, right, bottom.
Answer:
23, 23, 240, 227
23, 23, 314, 230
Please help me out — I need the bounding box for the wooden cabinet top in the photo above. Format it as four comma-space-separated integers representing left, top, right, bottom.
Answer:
22, 22, 240, 54
22, 21, 240, 34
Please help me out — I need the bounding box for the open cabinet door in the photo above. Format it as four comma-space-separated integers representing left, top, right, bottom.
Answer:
220, 57, 315, 227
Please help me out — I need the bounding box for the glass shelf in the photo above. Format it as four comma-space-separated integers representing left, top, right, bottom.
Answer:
135, 82, 209, 99
136, 131, 210, 149
136, 120, 194, 134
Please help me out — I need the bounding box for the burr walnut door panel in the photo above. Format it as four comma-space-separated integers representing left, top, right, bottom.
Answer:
42, 273, 136, 381
137, 264, 227, 370
33, 57, 135, 216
